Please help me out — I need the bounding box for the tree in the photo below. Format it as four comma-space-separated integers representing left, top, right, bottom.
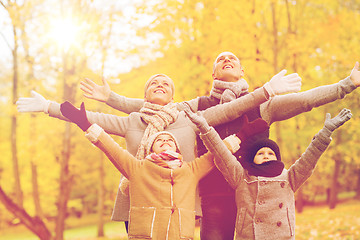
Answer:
1, 0, 23, 209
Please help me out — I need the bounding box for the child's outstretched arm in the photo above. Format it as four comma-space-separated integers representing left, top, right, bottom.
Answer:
184, 105, 243, 188
288, 108, 352, 192
60, 101, 135, 178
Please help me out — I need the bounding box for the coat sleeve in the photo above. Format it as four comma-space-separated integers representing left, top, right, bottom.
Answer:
48, 101, 131, 137
106, 91, 144, 114
197, 87, 268, 127
260, 77, 356, 125
189, 152, 215, 181
176, 97, 201, 112
199, 127, 244, 189
85, 124, 136, 179
287, 127, 332, 192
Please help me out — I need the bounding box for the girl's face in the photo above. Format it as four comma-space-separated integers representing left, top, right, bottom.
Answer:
253, 147, 277, 165
151, 134, 177, 154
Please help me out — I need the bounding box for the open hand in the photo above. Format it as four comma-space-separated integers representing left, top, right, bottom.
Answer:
16, 90, 50, 113
350, 62, 360, 87
80, 77, 111, 102
324, 108, 352, 132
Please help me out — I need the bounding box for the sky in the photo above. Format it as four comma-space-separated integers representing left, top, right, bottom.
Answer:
0, 0, 161, 78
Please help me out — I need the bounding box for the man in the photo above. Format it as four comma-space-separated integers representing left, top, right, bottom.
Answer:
80, 52, 359, 239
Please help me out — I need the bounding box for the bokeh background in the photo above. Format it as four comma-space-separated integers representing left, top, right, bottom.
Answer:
0, 0, 360, 239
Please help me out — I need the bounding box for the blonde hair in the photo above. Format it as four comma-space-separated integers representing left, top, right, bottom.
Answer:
144, 74, 175, 98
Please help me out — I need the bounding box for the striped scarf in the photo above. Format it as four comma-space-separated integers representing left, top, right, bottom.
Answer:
146, 150, 183, 169
136, 102, 179, 159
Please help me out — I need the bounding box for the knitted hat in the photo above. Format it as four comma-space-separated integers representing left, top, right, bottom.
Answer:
145, 131, 181, 157
144, 74, 175, 98
243, 138, 284, 177
245, 138, 281, 163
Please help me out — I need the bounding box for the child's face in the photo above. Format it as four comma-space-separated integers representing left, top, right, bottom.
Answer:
151, 134, 177, 154
253, 147, 277, 164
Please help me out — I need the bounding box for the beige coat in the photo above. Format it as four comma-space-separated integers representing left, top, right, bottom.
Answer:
86, 124, 216, 239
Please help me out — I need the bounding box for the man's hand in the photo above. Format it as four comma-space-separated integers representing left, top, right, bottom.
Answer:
263, 70, 302, 97
80, 77, 111, 102
350, 62, 360, 87
16, 91, 51, 113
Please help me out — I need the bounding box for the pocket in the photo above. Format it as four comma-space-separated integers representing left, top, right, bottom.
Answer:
286, 207, 295, 236
236, 208, 247, 234
128, 207, 156, 238
179, 208, 196, 239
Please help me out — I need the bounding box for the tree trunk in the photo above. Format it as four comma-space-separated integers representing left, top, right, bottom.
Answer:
97, 152, 105, 237
356, 167, 360, 199
329, 130, 342, 209
329, 156, 341, 209
295, 120, 305, 213
11, 18, 23, 208
55, 49, 74, 240
31, 160, 44, 219
0, 186, 52, 240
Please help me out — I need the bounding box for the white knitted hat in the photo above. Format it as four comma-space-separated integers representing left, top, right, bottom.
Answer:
145, 131, 181, 157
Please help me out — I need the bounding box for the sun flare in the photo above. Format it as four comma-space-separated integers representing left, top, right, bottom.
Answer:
49, 18, 80, 50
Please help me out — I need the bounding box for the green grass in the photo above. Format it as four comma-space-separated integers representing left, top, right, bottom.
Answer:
1, 199, 359, 240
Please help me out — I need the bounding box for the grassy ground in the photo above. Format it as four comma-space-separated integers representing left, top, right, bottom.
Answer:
1, 198, 359, 240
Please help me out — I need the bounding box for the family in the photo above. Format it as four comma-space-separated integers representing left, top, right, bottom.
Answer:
17, 52, 359, 239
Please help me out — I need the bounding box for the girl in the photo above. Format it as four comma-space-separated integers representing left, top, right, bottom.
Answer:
59, 101, 241, 239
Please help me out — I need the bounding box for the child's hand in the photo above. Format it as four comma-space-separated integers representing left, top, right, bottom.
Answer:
183, 103, 210, 133
324, 108, 352, 132
60, 101, 92, 132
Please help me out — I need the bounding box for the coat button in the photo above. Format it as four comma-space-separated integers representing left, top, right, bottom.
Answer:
255, 218, 262, 224
258, 200, 265, 205
277, 221, 282, 227
280, 182, 285, 188
279, 203, 283, 209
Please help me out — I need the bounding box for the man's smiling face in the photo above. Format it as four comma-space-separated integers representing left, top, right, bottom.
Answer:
212, 52, 244, 82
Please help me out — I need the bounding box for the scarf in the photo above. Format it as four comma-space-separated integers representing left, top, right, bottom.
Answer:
210, 78, 249, 103
146, 150, 183, 169
136, 102, 179, 159
246, 160, 284, 177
